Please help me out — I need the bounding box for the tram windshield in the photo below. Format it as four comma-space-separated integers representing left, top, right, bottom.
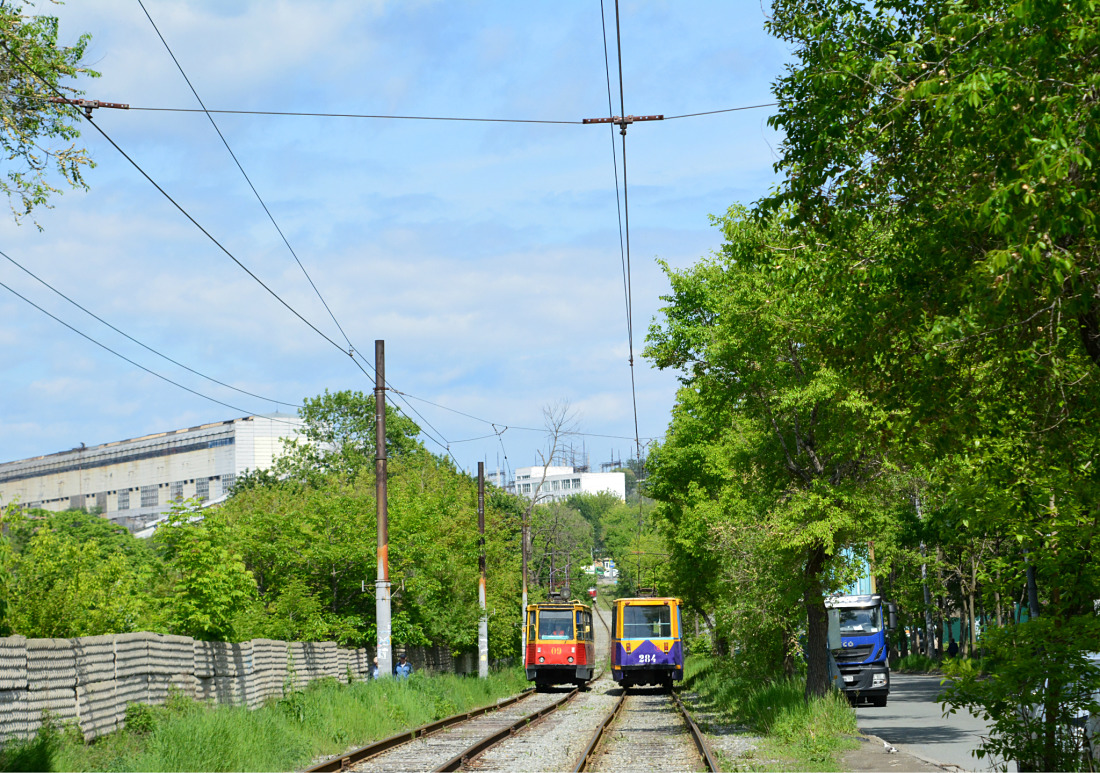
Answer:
539, 610, 574, 640
623, 604, 672, 639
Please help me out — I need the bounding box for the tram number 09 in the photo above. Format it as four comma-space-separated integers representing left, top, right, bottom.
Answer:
637, 654, 659, 664
550, 647, 562, 655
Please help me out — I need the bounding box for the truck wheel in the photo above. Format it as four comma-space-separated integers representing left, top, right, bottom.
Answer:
872, 696, 887, 707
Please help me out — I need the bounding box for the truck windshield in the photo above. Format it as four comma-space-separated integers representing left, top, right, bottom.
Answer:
838, 607, 881, 634
623, 604, 672, 639
539, 610, 573, 640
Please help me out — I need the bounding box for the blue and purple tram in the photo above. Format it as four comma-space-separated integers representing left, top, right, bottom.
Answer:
610, 596, 684, 689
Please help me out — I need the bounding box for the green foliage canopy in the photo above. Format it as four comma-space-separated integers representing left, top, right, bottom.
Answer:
0, 3, 97, 224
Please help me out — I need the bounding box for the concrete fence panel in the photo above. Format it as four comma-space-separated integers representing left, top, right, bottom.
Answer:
0, 632, 470, 747
0, 636, 28, 691
72, 636, 115, 686
193, 640, 217, 679
114, 633, 154, 679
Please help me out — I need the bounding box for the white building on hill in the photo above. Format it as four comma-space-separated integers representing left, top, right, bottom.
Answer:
0, 413, 303, 532
511, 465, 626, 503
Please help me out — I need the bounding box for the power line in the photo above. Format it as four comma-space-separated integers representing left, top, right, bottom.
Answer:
4, 36, 464, 461
390, 390, 656, 441
0, 276, 301, 427
128, 106, 583, 124
0, 248, 301, 409
31, 96, 775, 124
664, 103, 778, 119
0, 41, 364, 371
138, 0, 358, 359
138, 3, 468, 470
599, 0, 630, 371
609, 0, 643, 462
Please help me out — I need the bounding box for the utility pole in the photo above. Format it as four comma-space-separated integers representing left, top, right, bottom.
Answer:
478, 462, 489, 678
521, 505, 529, 666
915, 494, 935, 656
375, 340, 392, 678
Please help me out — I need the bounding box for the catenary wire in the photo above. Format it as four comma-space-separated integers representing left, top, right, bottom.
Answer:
127, 106, 582, 124
391, 390, 656, 441
138, 3, 463, 468
26, 96, 776, 124
599, 0, 630, 359
663, 103, 778, 119
0, 248, 302, 409
135, 2, 459, 463
610, 0, 644, 460
0, 277, 302, 428
4, 37, 461, 460
138, 0, 357, 358
6, 38, 689, 470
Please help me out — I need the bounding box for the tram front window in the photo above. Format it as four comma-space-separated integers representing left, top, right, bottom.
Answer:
539, 610, 573, 640
623, 604, 672, 639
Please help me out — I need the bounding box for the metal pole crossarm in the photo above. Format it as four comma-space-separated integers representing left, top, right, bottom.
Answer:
48, 98, 130, 118
582, 114, 663, 134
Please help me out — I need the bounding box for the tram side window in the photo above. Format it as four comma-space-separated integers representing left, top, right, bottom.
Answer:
539, 610, 573, 640
527, 611, 536, 642
623, 604, 672, 639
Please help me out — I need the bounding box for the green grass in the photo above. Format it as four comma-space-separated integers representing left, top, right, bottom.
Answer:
0, 669, 529, 772
684, 655, 859, 772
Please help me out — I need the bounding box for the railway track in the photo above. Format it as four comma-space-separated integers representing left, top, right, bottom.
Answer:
573, 686, 718, 773
305, 599, 718, 773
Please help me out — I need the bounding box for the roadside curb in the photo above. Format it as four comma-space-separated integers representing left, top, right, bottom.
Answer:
859, 732, 965, 772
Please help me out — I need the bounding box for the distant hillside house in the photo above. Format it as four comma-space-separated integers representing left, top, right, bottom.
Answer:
509, 465, 626, 503
0, 413, 303, 532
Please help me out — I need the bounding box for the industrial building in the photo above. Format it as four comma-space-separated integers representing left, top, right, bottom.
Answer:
0, 413, 303, 531
509, 465, 626, 503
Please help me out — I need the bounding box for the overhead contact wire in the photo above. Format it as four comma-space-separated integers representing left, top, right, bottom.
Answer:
0, 248, 301, 409
0, 277, 301, 427
610, 0, 643, 459
136, 4, 463, 468
138, 0, 357, 358
599, 0, 629, 352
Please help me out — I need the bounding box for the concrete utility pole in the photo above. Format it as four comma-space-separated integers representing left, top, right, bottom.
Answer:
478, 463, 489, 678
375, 340, 393, 679
916, 494, 935, 656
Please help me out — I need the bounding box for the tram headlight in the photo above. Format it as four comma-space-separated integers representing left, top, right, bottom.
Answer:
568, 657, 574, 664
538, 657, 545, 663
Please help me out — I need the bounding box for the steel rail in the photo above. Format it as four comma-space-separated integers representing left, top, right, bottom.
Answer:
571, 688, 718, 773
434, 687, 579, 771
303, 688, 535, 772
570, 688, 628, 772
670, 689, 721, 772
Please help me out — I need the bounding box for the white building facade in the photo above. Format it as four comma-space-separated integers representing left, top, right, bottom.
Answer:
0, 413, 303, 531
511, 465, 626, 503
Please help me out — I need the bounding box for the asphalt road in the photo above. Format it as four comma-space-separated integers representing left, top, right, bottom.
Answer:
856, 673, 997, 772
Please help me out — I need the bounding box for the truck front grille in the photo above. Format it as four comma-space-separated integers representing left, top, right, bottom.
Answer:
835, 644, 874, 663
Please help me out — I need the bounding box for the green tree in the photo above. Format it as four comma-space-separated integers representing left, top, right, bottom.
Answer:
760, 0, 1100, 757
2, 509, 164, 637
0, 3, 97, 224
276, 389, 422, 482
155, 501, 258, 641
645, 207, 900, 697
564, 491, 621, 552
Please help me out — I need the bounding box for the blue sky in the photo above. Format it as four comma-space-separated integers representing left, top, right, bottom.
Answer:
1, 0, 788, 477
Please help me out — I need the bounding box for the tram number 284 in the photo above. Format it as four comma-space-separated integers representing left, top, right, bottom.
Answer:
637, 653, 660, 664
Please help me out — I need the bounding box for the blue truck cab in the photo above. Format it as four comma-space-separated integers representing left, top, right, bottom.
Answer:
826, 594, 897, 707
